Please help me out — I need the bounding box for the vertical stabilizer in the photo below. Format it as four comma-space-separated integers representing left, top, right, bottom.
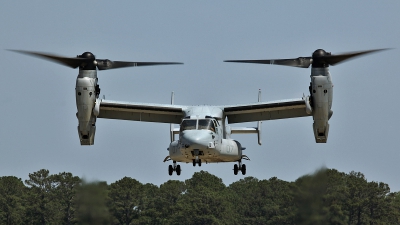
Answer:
170, 92, 175, 142
257, 89, 262, 145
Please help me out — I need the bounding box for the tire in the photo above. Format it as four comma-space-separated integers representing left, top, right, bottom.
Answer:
168, 165, 173, 176
241, 164, 246, 175
234, 164, 238, 175
176, 165, 181, 176
193, 159, 196, 167
198, 159, 202, 167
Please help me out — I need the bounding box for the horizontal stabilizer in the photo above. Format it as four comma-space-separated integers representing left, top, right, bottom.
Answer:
231, 127, 258, 134
231, 127, 262, 145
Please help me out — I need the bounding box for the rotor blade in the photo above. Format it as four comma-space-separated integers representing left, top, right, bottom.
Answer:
224, 57, 312, 68
8, 50, 89, 68
323, 48, 389, 66
96, 60, 183, 70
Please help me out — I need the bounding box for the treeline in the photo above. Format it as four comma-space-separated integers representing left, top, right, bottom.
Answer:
0, 169, 399, 225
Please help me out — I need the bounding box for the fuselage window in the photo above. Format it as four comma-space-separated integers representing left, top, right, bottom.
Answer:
180, 119, 197, 131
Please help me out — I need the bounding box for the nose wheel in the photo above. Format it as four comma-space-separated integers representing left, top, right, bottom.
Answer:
233, 160, 246, 175
192, 158, 201, 167
168, 161, 181, 176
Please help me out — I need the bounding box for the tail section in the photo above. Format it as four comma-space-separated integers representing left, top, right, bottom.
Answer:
257, 89, 262, 145
230, 90, 262, 145
170, 92, 175, 142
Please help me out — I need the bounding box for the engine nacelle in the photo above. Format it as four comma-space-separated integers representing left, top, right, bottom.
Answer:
76, 70, 97, 145
310, 68, 333, 143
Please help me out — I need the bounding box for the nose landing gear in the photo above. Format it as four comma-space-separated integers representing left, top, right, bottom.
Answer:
192, 158, 202, 167
168, 161, 181, 176
192, 149, 202, 167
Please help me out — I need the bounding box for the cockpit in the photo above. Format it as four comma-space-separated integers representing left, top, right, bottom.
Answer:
180, 118, 218, 132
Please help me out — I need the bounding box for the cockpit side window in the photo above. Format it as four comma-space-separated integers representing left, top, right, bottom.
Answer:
212, 120, 218, 133
210, 120, 216, 132
180, 119, 197, 131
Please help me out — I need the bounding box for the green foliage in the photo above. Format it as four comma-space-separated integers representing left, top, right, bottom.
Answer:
23, 170, 82, 225
229, 176, 295, 224
0, 176, 26, 225
24, 169, 58, 224
108, 177, 142, 225
294, 168, 347, 225
1, 168, 399, 224
75, 181, 111, 225
52, 172, 81, 225
171, 171, 236, 225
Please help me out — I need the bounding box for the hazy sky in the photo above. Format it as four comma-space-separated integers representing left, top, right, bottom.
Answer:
1, 1, 399, 191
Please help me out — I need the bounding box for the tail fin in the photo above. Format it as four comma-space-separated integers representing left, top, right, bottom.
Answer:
170, 92, 175, 142
257, 89, 262, 145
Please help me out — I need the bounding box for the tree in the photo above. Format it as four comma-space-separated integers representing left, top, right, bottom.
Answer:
294, 168, 348, 225
24, 169, 60, 224
136, 183, 160, 224
229, 176, 295, 224
387, 191, 400, 224
0, 176, 26, 225
74, 181, 111, 225
52, 172, 81, 225
108, 177, 142, 225
171, 171, 236, 225
346, 171, 370, 225
156, 180, 186, 223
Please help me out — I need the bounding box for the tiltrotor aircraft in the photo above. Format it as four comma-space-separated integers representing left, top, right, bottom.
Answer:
10, 49, 385, 176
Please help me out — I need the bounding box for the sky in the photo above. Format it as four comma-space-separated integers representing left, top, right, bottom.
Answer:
1, 1, 399, 191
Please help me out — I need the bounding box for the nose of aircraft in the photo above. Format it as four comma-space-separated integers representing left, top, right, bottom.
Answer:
181, 130, 212, 149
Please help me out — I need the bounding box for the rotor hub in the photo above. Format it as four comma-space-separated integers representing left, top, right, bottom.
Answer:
312, 49, 331, 68
78, 52, 95, 60
77, 52, 97, 70
312, 49, 328, 58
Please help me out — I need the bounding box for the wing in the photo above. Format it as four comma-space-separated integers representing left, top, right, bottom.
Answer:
222, 98, 310, 123
98, 100, 185, 124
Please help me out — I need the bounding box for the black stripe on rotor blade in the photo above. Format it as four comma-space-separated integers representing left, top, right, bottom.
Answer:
224, 57, 311, 68
96, 60, 183, 70
323, 49, 390, 66
8, 50, 88, 68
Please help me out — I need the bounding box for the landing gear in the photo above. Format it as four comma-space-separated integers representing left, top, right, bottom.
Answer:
168, 161, 181, 176
192, 158, 201, 167
242, 164, 246, 175
168, 165, 173, 176
234, 164, 238, 175
233, 160, 246, 175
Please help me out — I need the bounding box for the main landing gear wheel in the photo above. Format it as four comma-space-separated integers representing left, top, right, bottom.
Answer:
233, 160, 246, 175
241, 164, 246, 175
234, 164, 238, 175
168, 165, 173, 176
168, 161, 181, 176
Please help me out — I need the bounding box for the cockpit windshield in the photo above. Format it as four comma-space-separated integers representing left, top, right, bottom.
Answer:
180, 119, 217, 132
180, 119, 197, 131
198, 119, 216, 132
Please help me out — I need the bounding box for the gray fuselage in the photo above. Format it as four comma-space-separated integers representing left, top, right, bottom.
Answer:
168, 106, 243, 163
